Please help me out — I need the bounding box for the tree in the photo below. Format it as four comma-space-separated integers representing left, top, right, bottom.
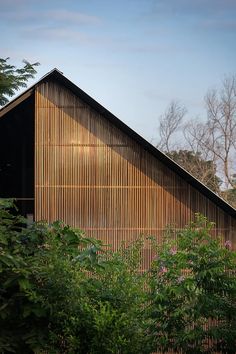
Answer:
184, 75, 236, 191
0, 57, 39, 106
167, 150, 221, 193
157, 75, 236, 206
222, 188, 236, 208
149, 215, 236, 353
158, 100, 187, 153
224, 174, 236, 207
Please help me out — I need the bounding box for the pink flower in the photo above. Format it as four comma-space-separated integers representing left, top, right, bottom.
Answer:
225, 240, 232, 249
170, 247, 177, 255
160, 266, 168, 274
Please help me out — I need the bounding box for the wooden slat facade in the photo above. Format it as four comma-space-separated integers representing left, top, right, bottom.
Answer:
35, 80, 236, 266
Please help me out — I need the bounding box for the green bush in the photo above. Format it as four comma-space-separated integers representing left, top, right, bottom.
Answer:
0, 200, 149, 353
149, 215, 236, 353
1, 201, 235, 353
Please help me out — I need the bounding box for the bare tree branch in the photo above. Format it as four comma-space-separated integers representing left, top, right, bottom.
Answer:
157, 101, 186, 153
158, 74, 236, 205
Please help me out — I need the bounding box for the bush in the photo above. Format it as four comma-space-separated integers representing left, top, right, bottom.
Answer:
0, 200, 149, 353
1, 201, 235, 353
149, 215, 236, 353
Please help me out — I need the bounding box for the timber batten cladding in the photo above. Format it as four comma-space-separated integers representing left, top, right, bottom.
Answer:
1, 69, 236, 266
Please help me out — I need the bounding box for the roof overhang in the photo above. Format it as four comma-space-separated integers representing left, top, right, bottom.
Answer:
0, 89, 34, 118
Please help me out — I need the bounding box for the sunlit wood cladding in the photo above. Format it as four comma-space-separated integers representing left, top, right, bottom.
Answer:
35, 81, 235, 267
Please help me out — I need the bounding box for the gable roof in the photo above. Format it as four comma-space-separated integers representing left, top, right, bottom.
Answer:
1, 68, 236, 219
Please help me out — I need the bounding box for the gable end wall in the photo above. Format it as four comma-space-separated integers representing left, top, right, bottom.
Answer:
35, 81, 236, 266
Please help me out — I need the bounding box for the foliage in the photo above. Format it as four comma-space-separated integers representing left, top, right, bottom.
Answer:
0, 199, 98, 353
1, 200, 236, 353
0, 57, 39, 106
222, 188, 236, 209
167, 150, 221, 193
148, 215, 236, 353
39, 237, 149, 354
0, 199, 148, 353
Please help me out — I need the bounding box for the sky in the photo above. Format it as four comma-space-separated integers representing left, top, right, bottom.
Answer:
1, 0, 236, 143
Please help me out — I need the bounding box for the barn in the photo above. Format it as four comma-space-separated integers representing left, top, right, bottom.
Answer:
0, 69, 235, 266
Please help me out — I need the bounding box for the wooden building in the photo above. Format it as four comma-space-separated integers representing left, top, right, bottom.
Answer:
0, 69, 235, 266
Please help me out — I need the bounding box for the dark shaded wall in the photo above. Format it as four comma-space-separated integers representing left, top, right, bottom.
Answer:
0, 95, 34, 215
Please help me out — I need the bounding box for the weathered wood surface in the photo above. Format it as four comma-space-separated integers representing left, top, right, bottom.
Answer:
35, 81, 236, 266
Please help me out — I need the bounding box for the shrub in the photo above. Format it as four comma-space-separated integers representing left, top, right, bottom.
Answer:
1, 200, 235, 353
0, 200, 149, 353
148, 215, 236, 353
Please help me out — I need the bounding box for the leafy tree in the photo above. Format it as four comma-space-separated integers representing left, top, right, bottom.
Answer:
0, 199, 99, 353
0, 57, 39, 106
222, 188, 236, 209
0, 199, 149, 353
148, 215, 236, 353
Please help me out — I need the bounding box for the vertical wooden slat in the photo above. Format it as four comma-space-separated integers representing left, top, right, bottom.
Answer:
35, 81, 236, 269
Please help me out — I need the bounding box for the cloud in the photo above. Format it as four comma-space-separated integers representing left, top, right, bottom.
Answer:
199, 19, 236, 31
149, 0, 236, 17
0, 0, 74, 11
0, 0, 29, 8
128, 43, 186, 53
142, 0, 236, 34
1, 9, 101, 26
46, 10, 101, 25
21, 26, 96, 43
